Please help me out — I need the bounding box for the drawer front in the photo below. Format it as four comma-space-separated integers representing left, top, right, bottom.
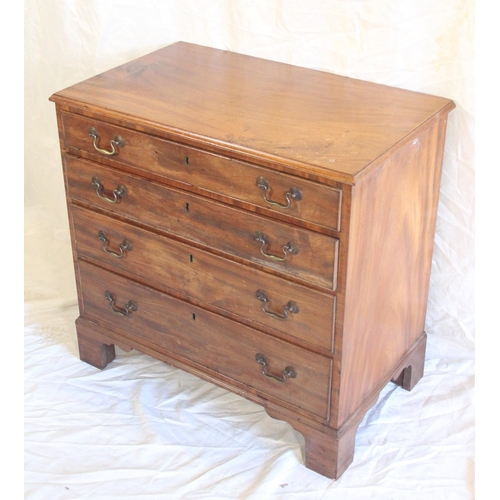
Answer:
79, 260, 332, 419
71, 206, 335, 351
65, 155, 339, 290
61, 112, 342, 231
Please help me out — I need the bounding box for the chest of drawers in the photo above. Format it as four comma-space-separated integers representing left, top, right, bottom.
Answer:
50, 42, 454, 479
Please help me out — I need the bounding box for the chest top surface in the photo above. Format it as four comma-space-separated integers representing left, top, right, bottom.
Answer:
50, 41, 454, 183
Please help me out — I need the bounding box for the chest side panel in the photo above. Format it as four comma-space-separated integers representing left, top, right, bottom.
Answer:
338, 114, 449, 426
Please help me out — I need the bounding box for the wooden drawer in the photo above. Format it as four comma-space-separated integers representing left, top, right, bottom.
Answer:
71, 206, 335, 352
65, 155, 339, 290
61, 112, 342, 231
78, 260, 332, 420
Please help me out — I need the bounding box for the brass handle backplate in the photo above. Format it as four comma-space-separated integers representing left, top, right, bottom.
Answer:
255, 353, 297, 383
92, 176, 127, 203
104, 291, 138, 317
254, 232, 299, 261
256, 176, 302, 208
98, 231, 132, 258
88, 127, 125, 156
256, 289, 299, 320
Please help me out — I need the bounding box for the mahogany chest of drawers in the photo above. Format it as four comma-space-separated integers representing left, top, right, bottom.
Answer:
50, 42, 454, 479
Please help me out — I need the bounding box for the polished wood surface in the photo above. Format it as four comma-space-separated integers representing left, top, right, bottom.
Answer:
51, 42, 454, 479
65, 155, 339, 289
50, 42, 454, 183
61, 112, 343, 231
337, 115, 448, 425
79, 260, 332, 420
71, 204, 336, 352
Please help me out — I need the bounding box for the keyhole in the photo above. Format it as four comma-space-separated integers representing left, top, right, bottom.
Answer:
185, 156, 189, 165
189, 254, 194, 263
191, 313, 196, 320
185, 202, 189, 212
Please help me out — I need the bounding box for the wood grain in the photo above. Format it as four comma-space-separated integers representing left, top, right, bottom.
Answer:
337, 115, 449, 425
71, 204, 336, 352
50, 42, 454, 184
78, 259, 332, 420
65, 155, 339, 290
61, 111, 343, 232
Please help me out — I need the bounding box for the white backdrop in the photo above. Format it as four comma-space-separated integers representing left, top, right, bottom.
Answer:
24, 1, 475, 498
